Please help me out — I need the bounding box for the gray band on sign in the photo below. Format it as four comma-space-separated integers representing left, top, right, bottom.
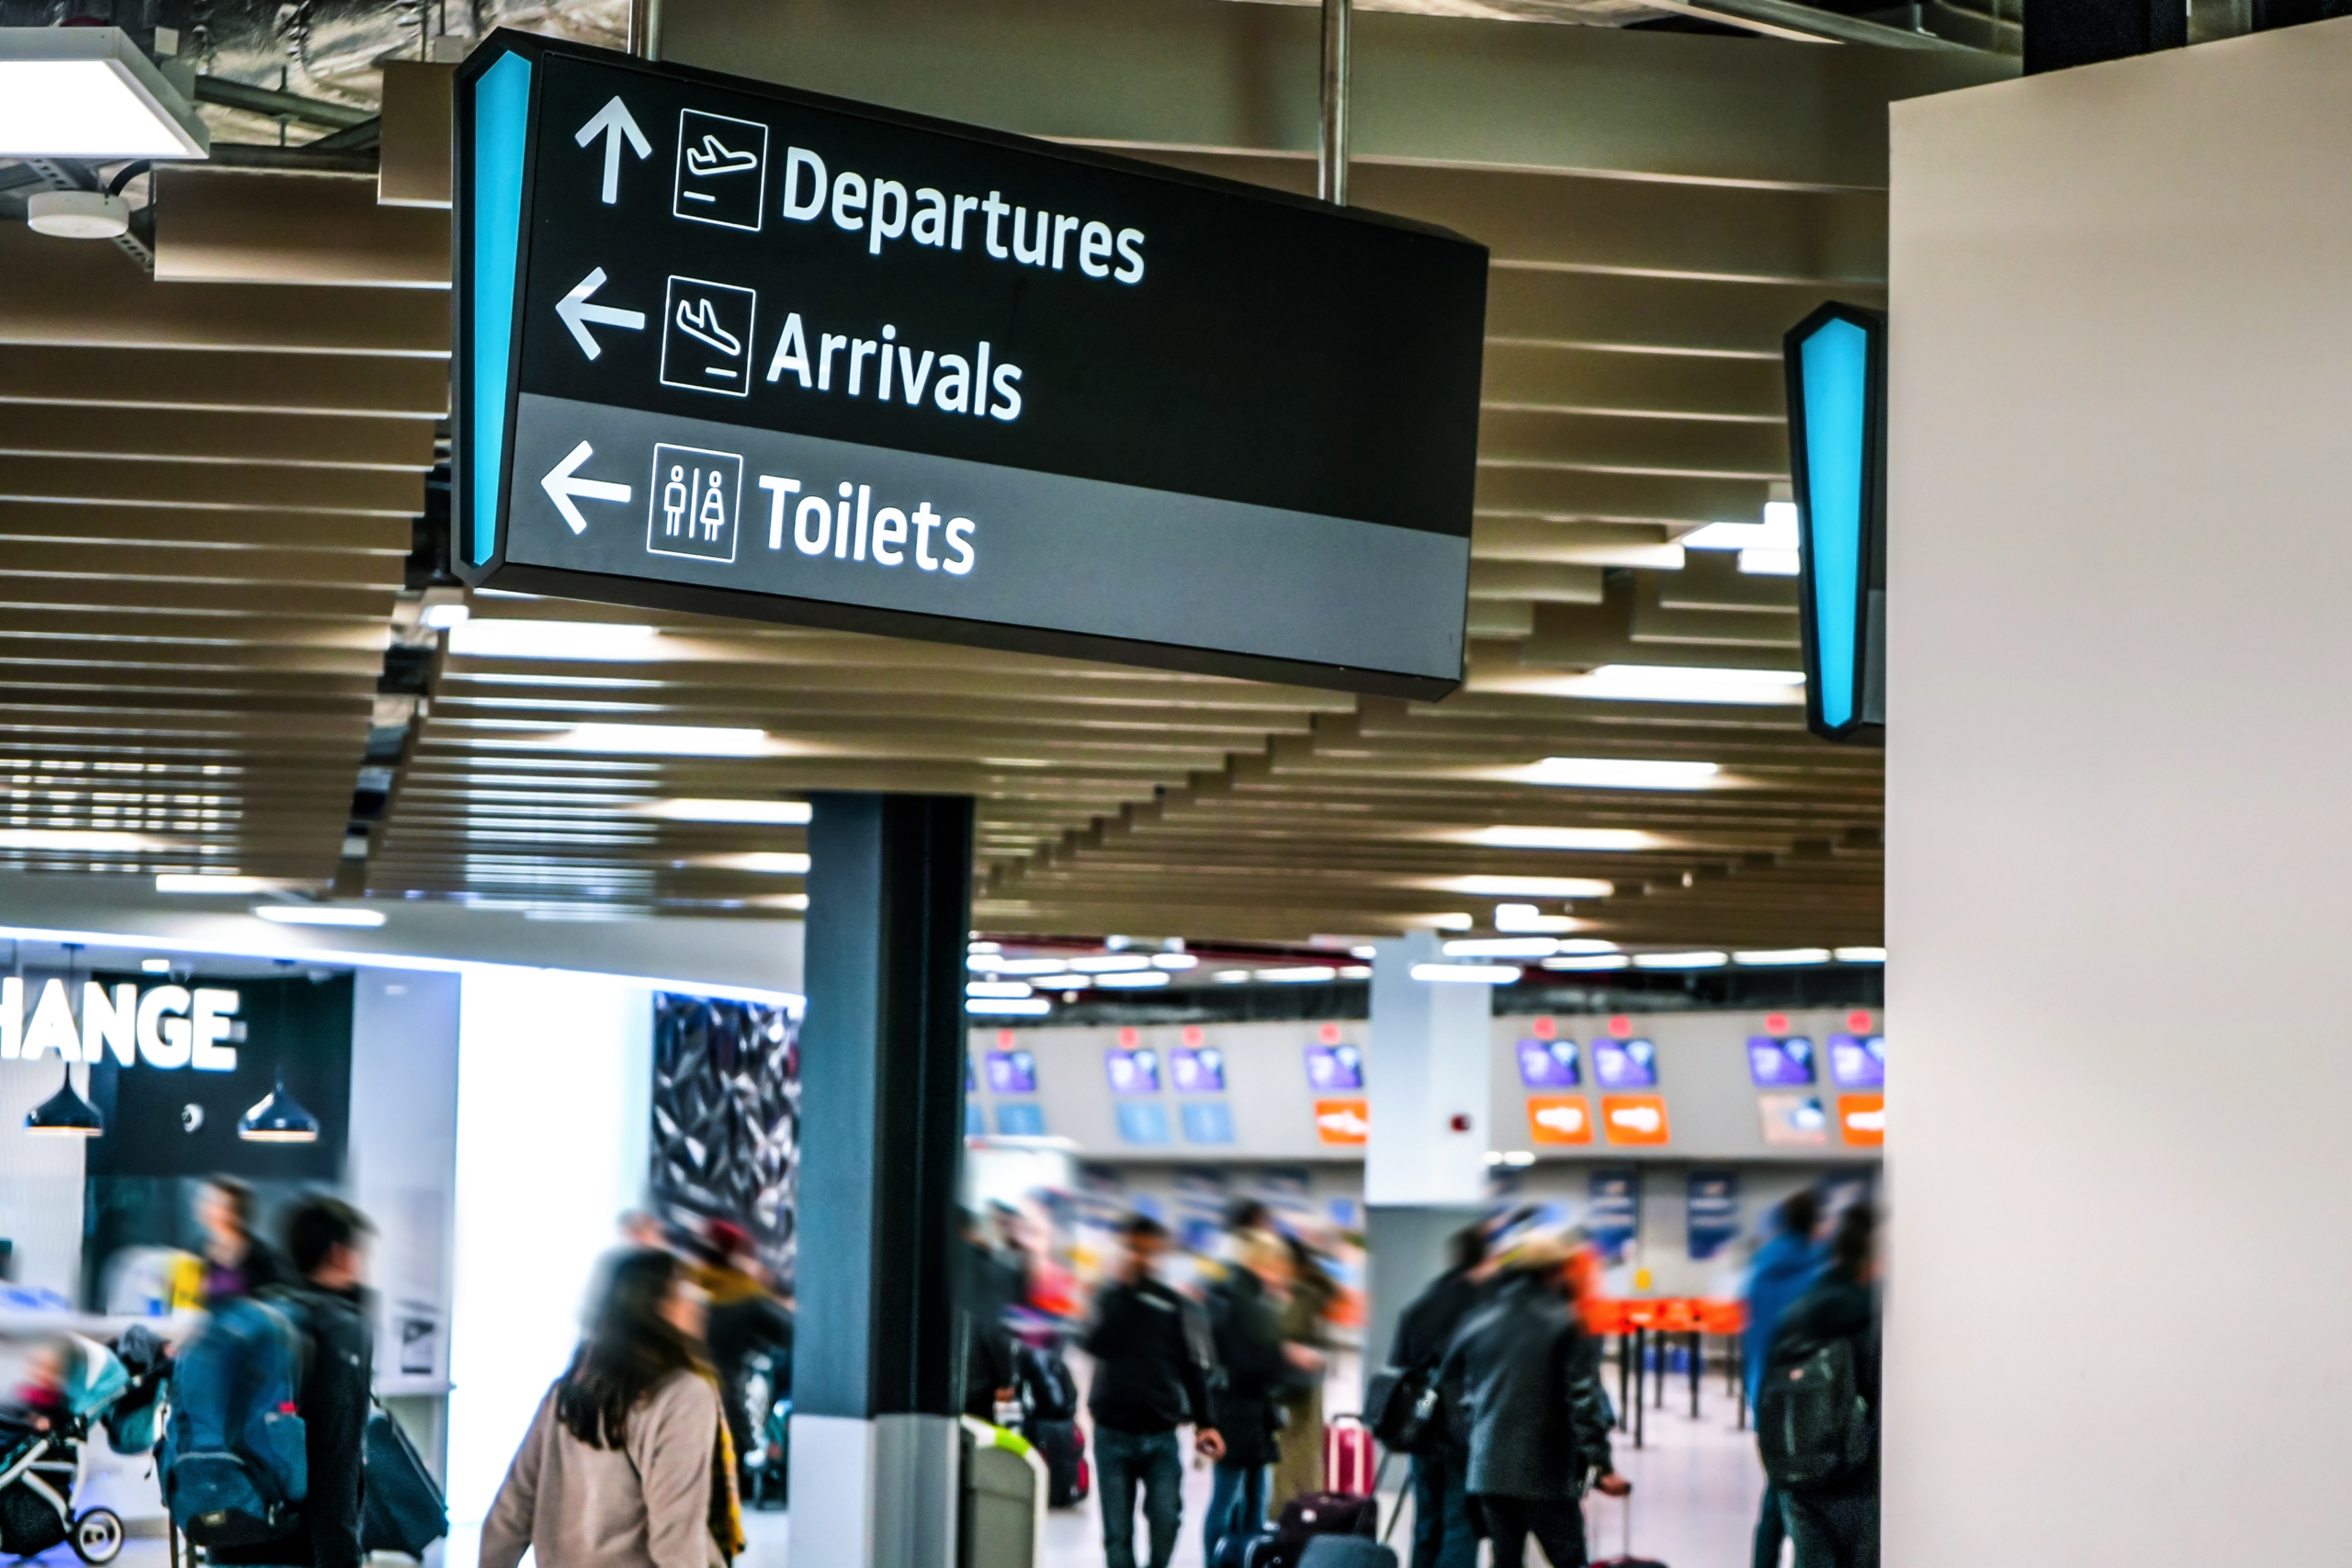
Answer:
506, 392, 1467, 683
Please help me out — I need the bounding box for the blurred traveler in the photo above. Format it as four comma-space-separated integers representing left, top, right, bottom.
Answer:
1203, 1229, 1294, 1564
1081, 1214, 1223, 1568
1745, 1189, 1825, 1568
959, 1210, 1020, 1422
198, 1178, 292, 1306
482, 1248, 743, 1568
213, 1197, 376, 1568
695, 1221, 793, 1494
1387, 1225, 1489, 1568
1763, 1205, 1881, 1568
1440, 1235, 1629, 1568
1270, 1231, 1333, 1508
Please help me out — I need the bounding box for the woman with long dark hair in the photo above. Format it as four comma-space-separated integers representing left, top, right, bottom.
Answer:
481, 1248, 744, 1568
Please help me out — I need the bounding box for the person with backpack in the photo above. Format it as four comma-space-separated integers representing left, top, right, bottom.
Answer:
1758, 1204, 1881, 1568
481, 1247, 743, 1568
211, 1197, 377, 1568
1386, 1225, 1489, 1568
694, 1221, 793, 1497
1439, 1234, 1629, 1568
1202, 1228, 1296, 1565
1744, 1190, 1825, 1568
1080, 1214, 1222, 1568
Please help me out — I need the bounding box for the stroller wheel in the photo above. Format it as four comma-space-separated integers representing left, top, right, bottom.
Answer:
71, 1507, 124, 1564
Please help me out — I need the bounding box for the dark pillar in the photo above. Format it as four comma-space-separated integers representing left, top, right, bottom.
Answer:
2024, 0, 2185, 73
2251, 0, 2351, 30
790, 792, 974, 1568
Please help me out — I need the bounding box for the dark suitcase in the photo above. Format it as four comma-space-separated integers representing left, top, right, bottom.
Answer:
1590, 1492, 1667, 1568
1298, 1538, 1399, 1568
1029, 1417, 1088, 1507
359, 1408, 449, 1558
1272, 1492, 1378, 1566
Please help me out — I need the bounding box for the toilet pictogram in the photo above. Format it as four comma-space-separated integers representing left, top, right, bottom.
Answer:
645, 444, 743, 563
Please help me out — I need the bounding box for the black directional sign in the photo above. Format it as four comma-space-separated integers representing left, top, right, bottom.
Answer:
454, 31, 1487, 698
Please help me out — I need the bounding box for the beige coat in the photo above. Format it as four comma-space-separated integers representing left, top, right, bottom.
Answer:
481, 1371, 725, 1568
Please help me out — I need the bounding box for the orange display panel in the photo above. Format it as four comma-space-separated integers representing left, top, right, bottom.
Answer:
1314, 1098, 1369, 1145
1838, 1094, 1884, 1146
1600, 1094, 1671, 1146
1526, 1094, 1593, 1145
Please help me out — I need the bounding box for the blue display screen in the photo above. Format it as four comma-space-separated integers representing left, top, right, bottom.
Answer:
1829, 1033, 1885, 1089
1106, 1048, 1161, 1095
1592, 1038, 1658, 1089
1170, 1046, 1225, 1094
1305, 1043, 1363, 1090
1516, 1037, 1581, 1089
1747, 1036, 1816, 1088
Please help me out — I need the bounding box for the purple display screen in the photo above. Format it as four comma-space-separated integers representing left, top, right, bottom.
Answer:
1516, 1037, 1581, 1089
1747, 1036, 1817, 1088
984, 1049, 1036, 1095
1105, 1048, 1161, 1095
1591, 1038, 1658, 1089
1305, 1043, 1363, 1090
1829, 1034, 1886, 1088
1170, 1046, 1226, 1094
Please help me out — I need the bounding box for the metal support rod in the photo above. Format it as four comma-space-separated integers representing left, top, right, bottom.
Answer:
1616, 1333, 1631, 1432
1689, 1331, 1701, 1419
1631, 1327, 1645, 1449
1317, 0, 1350, 205
628, 0, 663, 60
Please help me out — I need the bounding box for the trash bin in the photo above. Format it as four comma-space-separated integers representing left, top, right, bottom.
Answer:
958, 1417, 1046, 1568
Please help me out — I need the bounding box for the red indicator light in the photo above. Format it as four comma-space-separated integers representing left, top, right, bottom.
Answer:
1182, 1025, 1204, 1047
1319, 1022, 1342, 1044
1607, 1015, 1633, 1038
996, 1030, 1014, 1049
1117, 1026, 1141, 1049
1766, 1012, 1790, 1035
1531, 1017, 1556, 1040
1847, 1010, 1874, 1032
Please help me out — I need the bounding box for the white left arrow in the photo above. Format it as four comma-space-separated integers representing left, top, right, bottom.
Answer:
540, 440, 631, 535
574, 95, 652, 205
555, 267, 646, 360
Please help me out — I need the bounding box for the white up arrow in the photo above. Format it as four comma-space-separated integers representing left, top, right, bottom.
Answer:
540, 440, 632, 535
555, 267, 646, 360
573, 96, 651, 205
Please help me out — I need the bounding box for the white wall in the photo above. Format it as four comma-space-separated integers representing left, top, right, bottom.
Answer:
1888, 24, 2352, 1562
348, 969, 462, 1401
445, 971, 652, 1527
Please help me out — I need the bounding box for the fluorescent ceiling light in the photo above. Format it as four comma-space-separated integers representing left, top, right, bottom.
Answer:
158, 874, 305, 894
1256, 966, 1338, 984
1464, 824, 1662, 851
1411, 963, 1523, 985
1631, 950, 1728, 969
1439, 874, 1614, 899
1682, 508, 1799, 553
1739, 548, 1801, 577
633, 798, 811, 825
1445, 937, 1560, 958
1351, 945, 1377, 959
141, 957, 172, 974
1835, 946, 1888, 964
1494, 904, 1578, 934
1093, 971, 1170, 989
1510, 666, 1804, 706
685, 852, 809, 874
1150, 953, 1199, 970
421, 602, 472, 630
1525, 758, 1721, 791
967, 980, 1035, 999
967, 997, 1052, 1017
0, 28, 209, 158
1340, 965, 1372, 978
1735, 947, 1832, 966
447, 620, 662, 660
252, 906, 388, 928
1069, 953, 1152, 974
0, 828, 183, 852
971, 956, 1084, 976
1558, 939, 1621, 953
537, 724, 775, 757
1543, 953, 1631, 971
968, 941, 1001, 954
1212, 969, 1253, 984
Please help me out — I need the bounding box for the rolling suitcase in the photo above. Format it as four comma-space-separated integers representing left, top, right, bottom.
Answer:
1297, 1536, 1399, 1568
1323, 1415, 1376, 1496
1590, 1492, 1667, 1568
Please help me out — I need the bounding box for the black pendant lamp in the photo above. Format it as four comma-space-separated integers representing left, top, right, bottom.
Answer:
26, 943, 102, 1137
239, 963, 318, 1143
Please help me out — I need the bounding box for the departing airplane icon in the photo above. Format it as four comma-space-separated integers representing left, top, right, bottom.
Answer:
673, 298, 742, 358
683, 133, 760, 180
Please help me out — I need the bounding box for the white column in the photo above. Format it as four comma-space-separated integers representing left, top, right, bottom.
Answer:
1365, 931, 1490, 1206
1889, 27, 2352, 1563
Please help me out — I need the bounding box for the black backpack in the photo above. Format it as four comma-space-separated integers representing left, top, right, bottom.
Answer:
1363, 1368, 1441, 1456
1017, 1342, 1080, 1423
1755, 1335, 1871, 1491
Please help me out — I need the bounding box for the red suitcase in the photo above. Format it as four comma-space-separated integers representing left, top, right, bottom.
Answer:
1323, 1415, 1376, 1496
1590, 1492, 1668, 1568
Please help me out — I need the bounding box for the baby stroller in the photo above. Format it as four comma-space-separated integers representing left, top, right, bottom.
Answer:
0, 1332, 150, 1564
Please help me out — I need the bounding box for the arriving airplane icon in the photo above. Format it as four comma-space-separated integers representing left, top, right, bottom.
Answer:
673, 297, 741, 358
683, 133, 760, 180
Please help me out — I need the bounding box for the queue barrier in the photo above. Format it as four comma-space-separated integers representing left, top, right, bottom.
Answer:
1583, 1298, 1747, 1448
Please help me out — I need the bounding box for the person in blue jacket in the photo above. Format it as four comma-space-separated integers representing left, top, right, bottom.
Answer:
1744, 1189, 1824, 1568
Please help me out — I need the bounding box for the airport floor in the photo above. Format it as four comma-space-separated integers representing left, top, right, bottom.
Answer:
57, 1350, 1770, 1568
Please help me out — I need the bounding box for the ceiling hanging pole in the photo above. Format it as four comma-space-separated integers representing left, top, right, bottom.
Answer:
627, 0, 663, 61
1318, 0, 1351, 206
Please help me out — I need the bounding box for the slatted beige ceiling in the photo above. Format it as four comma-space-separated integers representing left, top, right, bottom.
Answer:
0, 11, 1982, 946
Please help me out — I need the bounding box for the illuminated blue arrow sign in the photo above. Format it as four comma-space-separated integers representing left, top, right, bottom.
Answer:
1784, 302, 1886, 746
